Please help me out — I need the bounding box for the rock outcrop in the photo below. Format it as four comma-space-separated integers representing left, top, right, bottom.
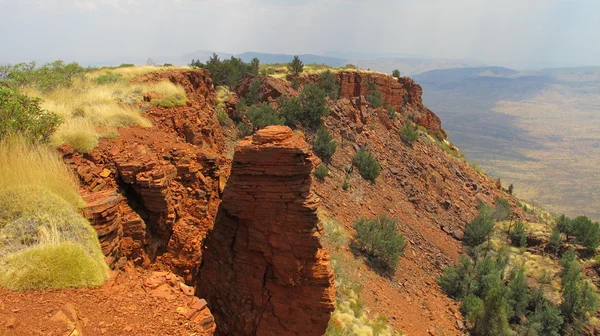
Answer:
197, 126, 335, 336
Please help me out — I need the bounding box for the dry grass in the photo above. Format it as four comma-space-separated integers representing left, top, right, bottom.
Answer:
261, 63, 387, 80
23, 68, 191, 152
92, 65, 189, 80
0, 137, 84, 208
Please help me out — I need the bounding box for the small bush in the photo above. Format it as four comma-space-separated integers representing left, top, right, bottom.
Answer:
60, 129, 99, 153
386, 105, 397, 120
319, 70, 339, 99
245, 103, 285, 130
342, 178, 350, 191
353, 215, 406, 272
508, 184, 514, 194
353, 148, 380, 183
392, 69, 401, 78
438, 255, 475, 300
365, 80, 383, 108
288, 55, 304, 76
400, 119, 418, 146
464, 205, 495, 247
313, 126, 336, 163
216, 106, 233, 126
314, 164, 328, 181
237, 122, 252, 137
150, 93, 188, 108
493, 198, 512, 221
298, 83, 329, 128
548, 228, 562, 253
461, 294, 484, 325
0, 87, 62, 143
245, 78, 261, 105
509, 221, 527, 247
190, 53, 258, 88
94, 72, 123, 85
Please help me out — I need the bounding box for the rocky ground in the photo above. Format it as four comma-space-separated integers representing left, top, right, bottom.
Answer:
2, 68, 537, 335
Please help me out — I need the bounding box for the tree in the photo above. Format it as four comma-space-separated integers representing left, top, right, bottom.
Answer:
493, 198, 512, 221
556, 214, 574, 239
353, 148, 380, 183
245, 103, 285, 130
560, 249, 599, 328
508, 184, 514, 194
507, 266, 529, 321
464, 205, 495, 247
548, 228, 562, 254
509, 221, 527, 247
312, 126, 336, 163
314, 164, 328, 181
400, 119, 418, 146
475, 281, 511, 336
572, 216, 600, 253
392, 69, 401, 78
288, 55, 304, 76
250, 58, 260, 75
319, 70, 339, 99
0, 87, 62, 143
461, 294, 484, 326
190, 54, 256, 88
353, 215, 407, 272
527, 290, 563, 336
438, 255, 475, 300
245, 78, 261, 105
297, 83, 329, 128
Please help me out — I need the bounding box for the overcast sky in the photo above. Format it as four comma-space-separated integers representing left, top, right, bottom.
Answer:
1, 0, 599, 68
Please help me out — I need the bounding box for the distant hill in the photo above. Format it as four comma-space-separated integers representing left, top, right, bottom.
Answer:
236, 52, 347, 67
415, 66, 600, 219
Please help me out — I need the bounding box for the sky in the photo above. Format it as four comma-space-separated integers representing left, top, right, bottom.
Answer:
1, 0, 600, 69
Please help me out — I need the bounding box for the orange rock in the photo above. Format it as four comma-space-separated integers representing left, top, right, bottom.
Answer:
197, 126, 335, 336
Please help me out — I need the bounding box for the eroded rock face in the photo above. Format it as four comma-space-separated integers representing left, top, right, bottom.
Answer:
197, 126, 335, 336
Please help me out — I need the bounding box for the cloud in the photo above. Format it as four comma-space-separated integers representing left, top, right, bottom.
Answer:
1, 0, 599, 68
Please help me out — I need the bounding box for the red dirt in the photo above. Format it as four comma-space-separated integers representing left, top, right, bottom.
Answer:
0, 266, 215, 336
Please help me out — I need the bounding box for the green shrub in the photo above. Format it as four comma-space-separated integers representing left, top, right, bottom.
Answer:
493, 198, 512, 221
475, 281, 511, 336
245, 103, 285, 130
0, 87, 62, 143
507, 266, 529, 319
314, 164, 328, 181
560, 250, 599, 328
150, 93, 188, 108
291, 77, 300, 90
461, 294, 484, 325
216, 106, 233, 126
319, 70, 339, 99
287, 55, 304, 76
94, 72, 123, 85
438, 255, 475, 300
245, 78, 261, 105
365, 80, 383, 108
0, 186, 108, 290
386, 105, 397, 120
353, 148, 380, 183
392, 69, 401, 78
342, 178, 350, 191
237, 122, 252, 137
400, 119, 418, 146
190, 53, 258, 88
528, 301, 564, 336
353, 215, 406, 272
298, 83, 329, 128
508, 184, 514, 194
557, 214, 600, 253
118, 63, 135, 68
548, 228, 562, 253
313, 126, 336, 163
509, 221, 527, 247
60, 129, 99, 153
464, 205, 496, 247
1, 60, 86, 92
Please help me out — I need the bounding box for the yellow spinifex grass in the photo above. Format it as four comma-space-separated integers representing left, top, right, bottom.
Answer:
0, 137, 84, 209
23, 67, 189, 152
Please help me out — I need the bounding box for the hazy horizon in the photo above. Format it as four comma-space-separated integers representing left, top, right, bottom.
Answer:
2, 0, 600, 69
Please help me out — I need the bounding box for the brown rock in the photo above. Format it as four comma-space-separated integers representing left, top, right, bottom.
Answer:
197, 126, 335, 336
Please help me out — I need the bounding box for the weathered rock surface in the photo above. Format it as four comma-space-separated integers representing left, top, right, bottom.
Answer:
197, 126, 335, 336
236, 74, 298, 103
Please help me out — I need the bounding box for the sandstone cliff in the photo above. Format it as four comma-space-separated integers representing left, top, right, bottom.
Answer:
197, 126, 335, 336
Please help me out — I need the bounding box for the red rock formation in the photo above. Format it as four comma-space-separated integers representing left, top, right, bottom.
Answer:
197, 126, 335, 336
236, 74, 298, 103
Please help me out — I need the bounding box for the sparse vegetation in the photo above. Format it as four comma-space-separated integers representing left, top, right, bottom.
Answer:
312, 126, 336, 163
464, 204, 496, 247
245, 78, 261, 105
556, 214, 600, 253
1, 60, 86, 92
353, 215, 406, 273
150, 93, 187, 108
400, 119, 418, 146
245, 103, 285, 130
280, 83, 329, 129
386, 105, 397, 120
287, 55, 304, 76
365, 80, 383, 108
493, 198, 512, 221
353, 148, 380, 183
314, 164, 328, 181
0, 87, 62, 143
190, 53, 258, 88
509, 221, 527, 247
319, 70, 339, 99
94, 72, 124, 85
548, 228, 563, 254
